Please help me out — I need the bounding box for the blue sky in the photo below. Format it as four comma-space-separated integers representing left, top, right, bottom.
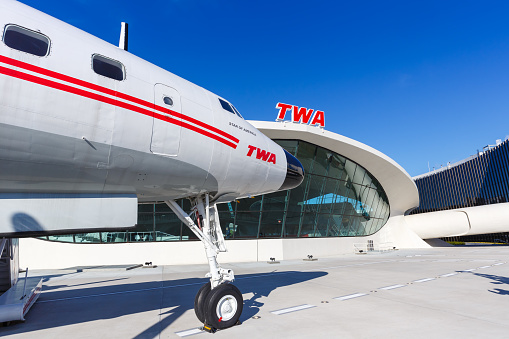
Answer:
18, 0, 509, 176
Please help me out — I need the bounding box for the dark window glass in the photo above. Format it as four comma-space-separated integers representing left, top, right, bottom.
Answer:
274, 140, 298, 156
138, 204, 154, 213
92, 54, 125, 80
234, 212, 260, 238
299, 212, 318, 237
328, 154, 348, 181
312, 147, 332, 176
231, 105, 243, 118
283, 210, 301, 237
3, 24, 50, 56
236, 195, 263, 212
296, 141, 316, 173
163, 96, 173, 106
219, 98, 235, 114
261, 190, 288, 211
154, 212, 181, 241
259, 211, 284, 238
314, 213, 330, 237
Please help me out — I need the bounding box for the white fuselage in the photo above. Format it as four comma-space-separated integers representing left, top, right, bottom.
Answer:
0, 0, 292, 205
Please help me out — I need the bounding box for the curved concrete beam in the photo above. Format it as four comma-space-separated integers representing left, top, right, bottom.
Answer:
405, 202, 509, 239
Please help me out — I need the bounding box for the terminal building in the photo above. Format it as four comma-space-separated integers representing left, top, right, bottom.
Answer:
411, 138, 509, 243
18, 121, 509, 268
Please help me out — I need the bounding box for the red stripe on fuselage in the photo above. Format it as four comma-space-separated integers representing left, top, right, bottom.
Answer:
0, 54, 239, 145
0, 64, 238, 149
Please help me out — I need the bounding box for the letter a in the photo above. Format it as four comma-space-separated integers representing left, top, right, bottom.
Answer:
310, 110, 325, 127
268, 153, 276, 164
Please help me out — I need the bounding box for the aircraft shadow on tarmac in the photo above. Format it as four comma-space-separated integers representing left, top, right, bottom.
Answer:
471, 272, 509, 296
0, 270, 327, 338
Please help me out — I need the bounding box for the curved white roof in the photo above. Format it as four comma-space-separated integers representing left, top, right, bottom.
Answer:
250, 121, 419, 217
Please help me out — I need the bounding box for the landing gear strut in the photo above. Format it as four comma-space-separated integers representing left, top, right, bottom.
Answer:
166, 194, 243, 330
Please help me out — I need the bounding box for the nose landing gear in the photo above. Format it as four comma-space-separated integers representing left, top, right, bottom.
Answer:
166, 194, 243, 331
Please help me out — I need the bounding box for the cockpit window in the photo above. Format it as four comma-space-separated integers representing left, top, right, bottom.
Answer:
219, 98, 235, 114
3, 24, 50, 57
219, 98, 243, 118
231, 105, 243, 118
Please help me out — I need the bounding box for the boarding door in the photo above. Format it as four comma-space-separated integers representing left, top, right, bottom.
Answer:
150, 84, 182, 156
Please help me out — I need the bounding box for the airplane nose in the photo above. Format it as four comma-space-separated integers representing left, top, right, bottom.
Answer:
279, 149, 305, 191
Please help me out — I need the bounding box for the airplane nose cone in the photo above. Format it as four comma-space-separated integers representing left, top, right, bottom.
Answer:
279, 149, 305, 191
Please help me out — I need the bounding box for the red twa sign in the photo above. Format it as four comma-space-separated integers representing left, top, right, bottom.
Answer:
276, 102, 325, 128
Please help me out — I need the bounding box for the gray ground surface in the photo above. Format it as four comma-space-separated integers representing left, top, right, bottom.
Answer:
1, 246, 508, 338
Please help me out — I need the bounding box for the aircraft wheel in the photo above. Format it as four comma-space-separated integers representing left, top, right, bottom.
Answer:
194, 282, 211, 323
204, 283, 243, 329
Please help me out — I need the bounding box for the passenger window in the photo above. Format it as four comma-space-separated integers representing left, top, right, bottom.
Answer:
163, 96, 173, 106
92, 54, 125, 81
219, 98, 235, 114
3, 24, 50, 57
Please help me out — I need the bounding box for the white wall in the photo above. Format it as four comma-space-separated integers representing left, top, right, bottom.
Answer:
19, 219, 431, 269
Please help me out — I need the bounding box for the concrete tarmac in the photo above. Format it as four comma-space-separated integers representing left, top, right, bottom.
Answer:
1, 246, 508, 338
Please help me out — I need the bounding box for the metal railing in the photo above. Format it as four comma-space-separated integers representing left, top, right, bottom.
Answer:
353, 241, 395, 254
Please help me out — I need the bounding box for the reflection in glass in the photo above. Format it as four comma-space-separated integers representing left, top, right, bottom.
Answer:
259, 211, 284, 238
234, 212, 260, 238
74, 233, 101, 243
155, 213, 181, 241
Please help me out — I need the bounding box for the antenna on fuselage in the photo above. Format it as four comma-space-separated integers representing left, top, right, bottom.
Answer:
118, 22, 128, 51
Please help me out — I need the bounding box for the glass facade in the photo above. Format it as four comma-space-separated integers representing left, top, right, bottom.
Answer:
43, 140, 390, 243
411, 139, 509, 214
411, 139, 509, 243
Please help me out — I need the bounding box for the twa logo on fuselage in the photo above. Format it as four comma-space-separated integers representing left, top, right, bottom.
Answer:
275, 102, 325, 128
247, 145, 276, 164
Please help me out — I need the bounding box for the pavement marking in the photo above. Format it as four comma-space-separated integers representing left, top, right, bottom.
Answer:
378, 284, 405, 290
413, 278, 435, 283
334, 293, 368, 301
37, 262, 394, 304
440, 273, 458, 277
460, 269, 476, 272
271, 304, 316, 315
493, 263, 505, 266
175, 328, 203, 337
477, 266, 491, 269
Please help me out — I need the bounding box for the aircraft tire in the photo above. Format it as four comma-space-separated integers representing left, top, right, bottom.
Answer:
204, 283, 243, 329
194, 282, 211, 323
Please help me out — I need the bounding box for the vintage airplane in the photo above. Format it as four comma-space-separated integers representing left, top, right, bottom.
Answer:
0, 0, 304, 330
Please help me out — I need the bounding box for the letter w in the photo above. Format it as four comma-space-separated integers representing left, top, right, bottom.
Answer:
256, 148, 270, 161
292, 106, 314, 124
